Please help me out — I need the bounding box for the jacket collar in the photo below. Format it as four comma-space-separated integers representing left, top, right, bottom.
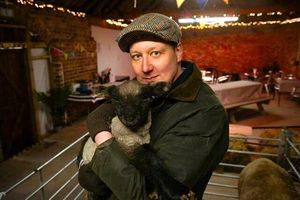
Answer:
168, 61, 203, 102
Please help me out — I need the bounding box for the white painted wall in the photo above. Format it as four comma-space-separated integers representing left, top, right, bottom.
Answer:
31, 48, 51, 136
33, 27, 133, 135
91, 26, 134, 81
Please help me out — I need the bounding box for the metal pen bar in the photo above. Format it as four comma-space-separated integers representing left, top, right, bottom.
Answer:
25, 157, 77, 200
38, 169, 45, 200
1, 170, 37, 196
230, 135, 280, 142
212, 172, 240, 179
49, 170, 79, 200
219, 162, 246, 168
74, 189, 85, 200
63, 183, 82, 200
208, 182, 238, 189
286, 137, 300, 156
0, 132, 88, 197
227, 149, 277, 157
36, 132, 89, 171
285, 155, 300, 180
204, 191, 239, 198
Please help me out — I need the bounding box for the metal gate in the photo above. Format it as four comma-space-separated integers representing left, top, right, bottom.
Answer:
1, 129, 299, 200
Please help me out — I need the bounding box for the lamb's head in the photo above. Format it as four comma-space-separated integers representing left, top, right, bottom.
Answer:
102, 80, 171, 131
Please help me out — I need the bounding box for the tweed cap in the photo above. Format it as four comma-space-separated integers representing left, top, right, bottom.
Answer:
116, 13, 182, 52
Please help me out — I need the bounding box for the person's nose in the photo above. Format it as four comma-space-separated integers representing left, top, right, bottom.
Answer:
142, 56, 153, 73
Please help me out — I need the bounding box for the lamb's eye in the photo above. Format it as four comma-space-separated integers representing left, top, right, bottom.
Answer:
142, 97, 152, 103
112, 98, 120, 103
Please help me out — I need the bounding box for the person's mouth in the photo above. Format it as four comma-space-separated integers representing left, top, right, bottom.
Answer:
143, 76, 158, 83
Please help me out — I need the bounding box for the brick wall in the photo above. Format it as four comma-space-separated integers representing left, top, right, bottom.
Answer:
26, 8, 97, 87
20, 6, 98, 122
182, 23, 300, 77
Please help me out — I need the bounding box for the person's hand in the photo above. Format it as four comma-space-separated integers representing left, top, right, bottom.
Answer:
94, 131, 113, 145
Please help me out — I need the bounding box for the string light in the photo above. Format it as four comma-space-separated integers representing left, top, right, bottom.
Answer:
106, 12, 300, 30
106, 19, 129, 27
180, 18, 300, 30
16, 0, 86, 17
15, 0, 300, 28
178, 16, 239, 24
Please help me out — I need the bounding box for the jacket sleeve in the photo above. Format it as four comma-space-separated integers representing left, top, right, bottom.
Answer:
87, 101, 115, 140
152, 104, 229, 188
90, 139, 149, 200
87, 102, 149, 199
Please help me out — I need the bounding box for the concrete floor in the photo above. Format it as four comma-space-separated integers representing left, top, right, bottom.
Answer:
0, 93, 299, 199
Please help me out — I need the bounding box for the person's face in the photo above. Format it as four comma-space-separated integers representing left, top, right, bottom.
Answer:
129, 41, 183, 84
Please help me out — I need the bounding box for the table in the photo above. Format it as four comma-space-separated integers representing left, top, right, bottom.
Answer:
209, 80, 271, 108
67, 93, 106, 122
275, 78, 300, 93
209, 80, 272, 122
274, 78, 300, 105
68, 82, 123, 103
68, 93, 105, 103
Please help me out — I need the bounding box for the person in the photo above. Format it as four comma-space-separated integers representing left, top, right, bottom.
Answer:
78, 13, 229, 199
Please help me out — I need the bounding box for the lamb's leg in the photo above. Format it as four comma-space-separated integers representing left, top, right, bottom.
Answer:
81, 137, 98, 165
130, 144, 190, 199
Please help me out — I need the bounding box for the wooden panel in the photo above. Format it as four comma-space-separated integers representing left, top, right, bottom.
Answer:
0, 49, 36, 160
0, 25, 26, 42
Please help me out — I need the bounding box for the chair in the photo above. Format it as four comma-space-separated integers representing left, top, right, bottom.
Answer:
290, 87, 300, 103
260, 74, 275, 98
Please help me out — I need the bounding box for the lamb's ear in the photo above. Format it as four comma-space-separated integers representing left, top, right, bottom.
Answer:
99, 85, 118, 99
150, 81, 172, 96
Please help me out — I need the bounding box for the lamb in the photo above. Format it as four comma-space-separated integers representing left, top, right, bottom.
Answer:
79, 79, 191, 200
238, 157, 300, 200
81, 79, 167, 164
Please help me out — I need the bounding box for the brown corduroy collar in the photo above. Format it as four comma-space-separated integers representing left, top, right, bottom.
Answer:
168, 62, 203, 102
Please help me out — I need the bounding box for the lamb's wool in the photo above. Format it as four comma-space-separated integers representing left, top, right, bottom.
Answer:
239, 158, 300, 200
110, 112, 151, 154
81, 113, 151, 165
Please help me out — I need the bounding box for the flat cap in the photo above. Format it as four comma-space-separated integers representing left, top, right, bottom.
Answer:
116, 13, 182, 52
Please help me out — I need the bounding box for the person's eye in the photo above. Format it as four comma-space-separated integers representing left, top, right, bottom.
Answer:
151, 51, 161, 57
131, 54, 141, 61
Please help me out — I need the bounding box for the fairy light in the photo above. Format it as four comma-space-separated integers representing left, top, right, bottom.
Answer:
106, 19, 129, 27
15, 0, 299, 25
180, 17, 300, 30
106, 11, 300, 30
178, 16, 239, 24
16, 0, 86, 17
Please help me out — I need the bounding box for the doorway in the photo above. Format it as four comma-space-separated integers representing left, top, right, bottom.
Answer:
0, 48, 37, 161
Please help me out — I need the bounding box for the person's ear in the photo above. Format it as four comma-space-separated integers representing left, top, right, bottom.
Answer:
175, 42, 183, 63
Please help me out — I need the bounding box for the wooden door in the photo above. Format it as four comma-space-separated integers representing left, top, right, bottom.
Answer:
0, 49, 37, 160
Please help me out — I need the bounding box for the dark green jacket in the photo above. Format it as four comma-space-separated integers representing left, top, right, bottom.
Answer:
88, 61, 229, 199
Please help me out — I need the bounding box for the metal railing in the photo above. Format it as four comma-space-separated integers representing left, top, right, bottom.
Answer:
0, 133, 89, 200
203, 128, 300, 199
0, 128, 299, 200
